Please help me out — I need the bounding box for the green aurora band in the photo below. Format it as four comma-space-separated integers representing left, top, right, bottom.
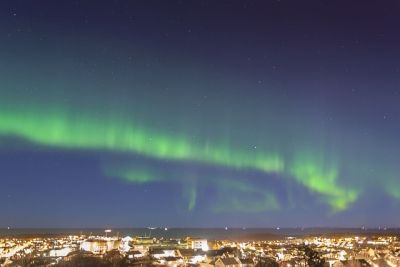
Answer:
211, 178, 280, 213
0, 106, 358, 212
103, 165, 280, 213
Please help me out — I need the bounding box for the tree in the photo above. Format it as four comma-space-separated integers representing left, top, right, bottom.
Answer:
299, 244, 326, 267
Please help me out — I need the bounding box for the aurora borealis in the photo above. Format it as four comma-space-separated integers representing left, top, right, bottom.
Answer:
1, 0, 400, 227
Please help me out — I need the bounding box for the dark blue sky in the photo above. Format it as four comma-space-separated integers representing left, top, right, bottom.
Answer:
1, 0, 400, 227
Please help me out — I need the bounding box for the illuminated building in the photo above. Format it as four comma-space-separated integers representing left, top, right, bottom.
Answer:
190, 238, 209, 251
80, 238, 121, 254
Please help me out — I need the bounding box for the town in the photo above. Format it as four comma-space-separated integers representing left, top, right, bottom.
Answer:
1, 230, 400, 266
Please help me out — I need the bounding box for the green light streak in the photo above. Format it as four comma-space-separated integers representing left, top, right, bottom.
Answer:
289, 155, 359, 211
0, 108, 283, 172
385, 180, 400, 199
183, 184, 197, 211
104, 168, 160, 184
0, 106, 359, 212
212, 194, 279, 213
212, 179, 280, 213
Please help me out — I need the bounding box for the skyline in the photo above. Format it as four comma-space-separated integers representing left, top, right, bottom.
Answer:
1, 0, 400, 227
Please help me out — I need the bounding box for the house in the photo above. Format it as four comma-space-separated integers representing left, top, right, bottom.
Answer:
239, 258, 254, 266
371, 259, 391, 267
178, 249, 207, 264
161, 256, 184, 266
215, 257, 241, 267
333, 259, 371, 267
279, 259, 299, 266
256, 257, 279, 267
149, 248, 176, 259
127, 250, 144, 259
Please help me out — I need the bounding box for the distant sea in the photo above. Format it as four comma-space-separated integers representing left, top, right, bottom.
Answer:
1, 228, 400, 240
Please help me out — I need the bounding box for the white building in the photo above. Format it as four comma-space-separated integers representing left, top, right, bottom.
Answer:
190, 239, 209, 251
121, 236, 133, 252
81, 238, 121, 254
49, 247, 72, 257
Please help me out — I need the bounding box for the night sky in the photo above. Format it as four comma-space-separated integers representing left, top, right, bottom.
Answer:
1, 0, 400, 228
